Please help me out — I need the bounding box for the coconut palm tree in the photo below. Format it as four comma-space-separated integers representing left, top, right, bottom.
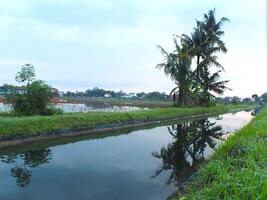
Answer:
179, 21, 207, 80
157, 9, 230, 106
156, 39, 192, 106
199, 69, 230, 105
199, 8, 229, 80
186, 9, 229, 69
202, 9, 229, 53
178, 9, 229, 105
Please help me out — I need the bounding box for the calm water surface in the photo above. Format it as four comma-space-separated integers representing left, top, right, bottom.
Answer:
0, 110, 254, 200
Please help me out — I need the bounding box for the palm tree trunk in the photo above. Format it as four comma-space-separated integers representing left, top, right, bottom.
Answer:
173, 93, 176, 102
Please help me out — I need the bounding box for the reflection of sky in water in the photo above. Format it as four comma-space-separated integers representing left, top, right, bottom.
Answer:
0, 127, 175, 200
0, 103, 146, 113
54, 103, 146, 112
0, 110, 254, 200
200, 111, 253, 158
209, 111, 253, 133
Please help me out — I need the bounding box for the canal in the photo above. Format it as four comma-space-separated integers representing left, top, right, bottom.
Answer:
0, 110, 254, 200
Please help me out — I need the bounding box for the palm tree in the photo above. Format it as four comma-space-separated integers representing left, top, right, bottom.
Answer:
195, 9, 229, 69
179, 21, 207, 80
157, 9, 230, 106
156, 39, 192, 106
199, 70, 230, 104
179, 9, 229, 105
202, 9, 229, 53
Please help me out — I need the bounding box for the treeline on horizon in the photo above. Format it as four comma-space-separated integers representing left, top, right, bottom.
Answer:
63, 87, 169, 100
1, 83, 266, 104
60, 87, 266, 106
0, 83, 169, 100
63, 89, 267, 105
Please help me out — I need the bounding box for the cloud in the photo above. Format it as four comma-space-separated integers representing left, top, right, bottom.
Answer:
0, 0, 265, 96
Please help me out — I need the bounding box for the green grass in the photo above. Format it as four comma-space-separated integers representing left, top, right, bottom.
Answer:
178, 106, 267, 200
0, 104, 253, 138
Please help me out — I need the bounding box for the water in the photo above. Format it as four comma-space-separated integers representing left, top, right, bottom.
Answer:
0, 103, 146, 113
0, 103, 12, 112
54, 103, 146, 113
0, 110, 254, 200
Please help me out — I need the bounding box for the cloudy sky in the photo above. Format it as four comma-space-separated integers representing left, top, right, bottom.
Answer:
0, 0, 266, 97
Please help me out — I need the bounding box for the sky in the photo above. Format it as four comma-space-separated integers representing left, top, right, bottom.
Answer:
0, 0, 266, 97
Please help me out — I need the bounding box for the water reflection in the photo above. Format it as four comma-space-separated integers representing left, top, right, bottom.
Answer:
152, 118, 224, 185
251, 106, 263, 116
0, 149, 52, 188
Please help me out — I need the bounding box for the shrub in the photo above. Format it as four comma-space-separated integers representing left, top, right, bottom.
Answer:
7, 80, 57, 116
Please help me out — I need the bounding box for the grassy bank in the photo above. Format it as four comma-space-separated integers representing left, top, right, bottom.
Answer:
0, 104, 254, 138
178, 106, 267, 199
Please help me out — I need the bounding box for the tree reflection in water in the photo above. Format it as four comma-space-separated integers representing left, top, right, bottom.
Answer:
0, 149, 52, 188
10, 167, 32, 188
152, 118, 224, 185
251, 107, 262, 116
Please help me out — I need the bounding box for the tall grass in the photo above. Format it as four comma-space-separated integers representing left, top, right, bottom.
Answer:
180, 106, 267, 199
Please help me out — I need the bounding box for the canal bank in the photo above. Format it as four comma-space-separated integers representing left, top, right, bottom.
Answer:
0, 104, 255, 147
177, 106, 267, 199
0, 110, 254, 200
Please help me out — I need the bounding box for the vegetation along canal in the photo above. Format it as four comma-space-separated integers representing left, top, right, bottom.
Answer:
0, 109, 255, 200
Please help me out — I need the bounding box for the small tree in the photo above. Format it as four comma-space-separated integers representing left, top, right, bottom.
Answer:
27, 81, 52, 115
15, 64, 36, 86
9, 80, 53, 116
7, 65, 58, 116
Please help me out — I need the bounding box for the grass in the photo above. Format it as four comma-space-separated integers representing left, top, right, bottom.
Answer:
178, 106, 267, 200
0, 104, 254, 138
